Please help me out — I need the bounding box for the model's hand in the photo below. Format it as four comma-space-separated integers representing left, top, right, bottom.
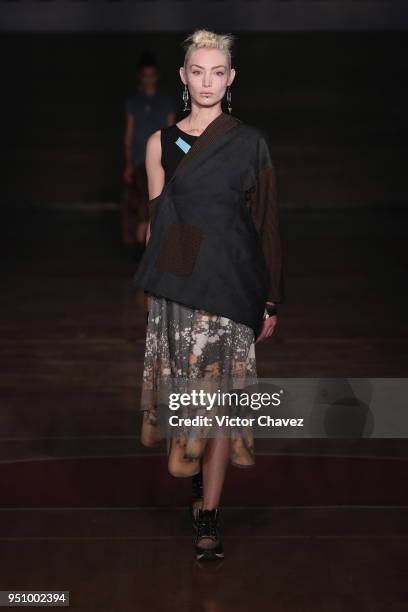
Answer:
255, 315, 278, 344
123, 164, 134, 185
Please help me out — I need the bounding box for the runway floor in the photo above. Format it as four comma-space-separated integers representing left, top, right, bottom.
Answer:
1, 207, 407, 610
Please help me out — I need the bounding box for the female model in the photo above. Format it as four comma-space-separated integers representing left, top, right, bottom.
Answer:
133, 29, 284, 561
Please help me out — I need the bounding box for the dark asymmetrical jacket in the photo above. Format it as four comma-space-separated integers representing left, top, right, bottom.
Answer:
132, 111, 285, 335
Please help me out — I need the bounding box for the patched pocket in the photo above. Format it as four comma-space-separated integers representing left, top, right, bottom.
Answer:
155, 223, 205, 276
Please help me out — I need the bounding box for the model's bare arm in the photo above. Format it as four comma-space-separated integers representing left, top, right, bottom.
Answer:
143, 130, 164, 315
144, 129, 164, 246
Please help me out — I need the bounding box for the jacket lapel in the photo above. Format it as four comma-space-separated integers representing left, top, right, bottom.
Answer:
148, 112, 242, 221
170, 111, 242, 183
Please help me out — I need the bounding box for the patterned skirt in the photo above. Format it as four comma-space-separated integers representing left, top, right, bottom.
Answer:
140, 294, 258, 478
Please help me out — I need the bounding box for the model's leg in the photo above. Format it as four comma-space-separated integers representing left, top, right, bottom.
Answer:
203, 436, 230, 507
198, 436, 230, 548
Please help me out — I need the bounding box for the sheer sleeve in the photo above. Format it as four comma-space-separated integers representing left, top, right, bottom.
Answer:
246, 137, 285, 304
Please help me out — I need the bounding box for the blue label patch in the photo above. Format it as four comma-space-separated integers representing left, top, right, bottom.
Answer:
175, 137, 191, 154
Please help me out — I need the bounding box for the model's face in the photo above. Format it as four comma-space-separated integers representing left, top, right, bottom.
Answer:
182, 48, 235, 108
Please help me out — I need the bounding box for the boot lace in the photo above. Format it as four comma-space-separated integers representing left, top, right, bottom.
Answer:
196, 508, 219, 542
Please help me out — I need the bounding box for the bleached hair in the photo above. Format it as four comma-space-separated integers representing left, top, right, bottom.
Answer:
181, 29, 235, 71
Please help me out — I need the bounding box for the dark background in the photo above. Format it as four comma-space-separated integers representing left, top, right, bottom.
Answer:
2, 31, 407, 209
1, 4, 408, 608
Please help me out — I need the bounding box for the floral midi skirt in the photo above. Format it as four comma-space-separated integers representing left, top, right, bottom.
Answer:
140, 294, 258, 478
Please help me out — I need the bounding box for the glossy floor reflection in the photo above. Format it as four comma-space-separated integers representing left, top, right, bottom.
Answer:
1, 209, 408, 610
0, 507, 407, 612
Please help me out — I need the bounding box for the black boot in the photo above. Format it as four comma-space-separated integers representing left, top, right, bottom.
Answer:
195, 508, 224, 561
188, 470, 203, 529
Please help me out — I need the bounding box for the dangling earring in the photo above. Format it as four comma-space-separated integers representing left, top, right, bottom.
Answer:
226, 85, 232, 114
182, 84, 190, 112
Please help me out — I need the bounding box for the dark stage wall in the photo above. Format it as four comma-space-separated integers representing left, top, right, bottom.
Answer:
2, 31, 406, 209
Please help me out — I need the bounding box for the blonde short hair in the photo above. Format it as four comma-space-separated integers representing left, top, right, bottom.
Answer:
181, 29, 235, 72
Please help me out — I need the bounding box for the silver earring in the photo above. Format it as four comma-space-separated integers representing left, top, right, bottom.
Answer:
182, 84, 190, 112
226, 86, 232, 114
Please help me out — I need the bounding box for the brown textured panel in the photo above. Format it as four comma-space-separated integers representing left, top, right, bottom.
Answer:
247, 164, 284, 303
155, 222, 205, 276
